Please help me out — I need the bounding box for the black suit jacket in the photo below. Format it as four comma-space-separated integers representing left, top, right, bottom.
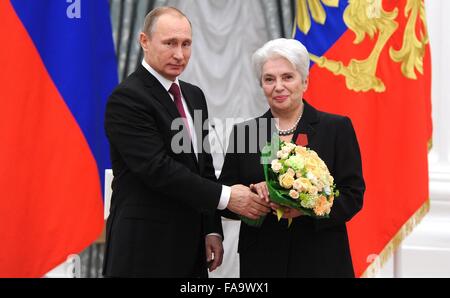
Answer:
103, 65, 223, 277
219, 100, 365, 277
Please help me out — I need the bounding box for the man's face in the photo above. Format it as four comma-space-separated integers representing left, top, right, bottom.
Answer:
140, 13, 192, 81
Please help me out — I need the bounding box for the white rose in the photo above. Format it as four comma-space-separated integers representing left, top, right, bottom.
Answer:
271, 160, 282, 173
306, 172, 318, 185
282, 145, 292, 154
276, 150, 283, 159
286, 143, 296, 151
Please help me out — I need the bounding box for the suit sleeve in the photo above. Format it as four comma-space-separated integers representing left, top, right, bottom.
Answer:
202, 213, 224, 238
218, 125, 240, 220
105, 87, 221, 213
198, 92, 224, 237
315, 116, 365, 230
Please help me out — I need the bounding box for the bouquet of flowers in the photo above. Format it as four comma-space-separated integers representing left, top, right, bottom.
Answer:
241, 135, 339, 227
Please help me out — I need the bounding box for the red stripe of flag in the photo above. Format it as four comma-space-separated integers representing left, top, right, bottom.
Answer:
305, 0, 431, 275
0, 1, 103, 277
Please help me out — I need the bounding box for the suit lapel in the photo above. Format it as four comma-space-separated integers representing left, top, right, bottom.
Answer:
292, 100, 319, 147
136, 66, 199, 169
136, 65, 180, 120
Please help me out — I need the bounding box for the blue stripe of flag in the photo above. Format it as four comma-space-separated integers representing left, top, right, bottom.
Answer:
294, 1, 348, 65
11, 0, 118, 195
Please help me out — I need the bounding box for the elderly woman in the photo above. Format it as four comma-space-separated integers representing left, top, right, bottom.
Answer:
219, 38, 365, 277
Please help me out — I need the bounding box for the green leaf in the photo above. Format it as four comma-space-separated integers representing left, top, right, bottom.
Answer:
276, 209, 283, 221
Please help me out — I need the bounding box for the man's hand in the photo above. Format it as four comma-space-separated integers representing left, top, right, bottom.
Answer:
250, 181, 270, 203
270, 202, 304, 219
205, 234, 223, 272
227, 184, 271, 219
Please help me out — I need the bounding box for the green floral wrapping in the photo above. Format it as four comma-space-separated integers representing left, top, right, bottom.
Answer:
240, 135, 338, 228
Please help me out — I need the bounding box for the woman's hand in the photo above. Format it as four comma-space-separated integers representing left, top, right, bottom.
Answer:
249, 182, 270, 203
270, 202, 303, 219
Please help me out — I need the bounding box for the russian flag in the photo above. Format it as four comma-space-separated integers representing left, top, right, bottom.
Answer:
0, 0, 118, 277
295, 0, 431, 276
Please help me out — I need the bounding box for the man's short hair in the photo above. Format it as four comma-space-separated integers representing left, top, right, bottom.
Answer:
142, 6, 192, 37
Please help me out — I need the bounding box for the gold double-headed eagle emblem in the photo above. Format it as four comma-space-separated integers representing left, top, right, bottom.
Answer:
296, 0, 428, 92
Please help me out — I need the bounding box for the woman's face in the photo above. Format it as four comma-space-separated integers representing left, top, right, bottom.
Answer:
261, 57, 307, 114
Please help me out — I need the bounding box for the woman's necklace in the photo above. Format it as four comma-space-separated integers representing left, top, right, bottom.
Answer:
276, 107, 303, 136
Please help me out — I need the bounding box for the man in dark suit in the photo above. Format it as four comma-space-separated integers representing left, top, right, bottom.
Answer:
102, 7, 270, 277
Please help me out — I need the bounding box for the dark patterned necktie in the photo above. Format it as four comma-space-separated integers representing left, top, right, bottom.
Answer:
169, 83, 191, 138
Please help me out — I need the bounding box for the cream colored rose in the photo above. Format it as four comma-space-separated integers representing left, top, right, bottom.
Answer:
308, 186, 318, 195
318, 160, 328, 170
309, 151, 319, 159
282, 145, 293, 155
314, 180, 324, 192
283, 143, 296, 155
285, 142, 296, 151
312, 168, 322, 180
305, 157, 319, 171
279, 173, 295, 189
286, 168, 295, 177
298, 177, 312, 191
289, 189, 299, 199
281, 152, 289, 160
271, 160, 282, 173
328, 174, 334, 185
276, 150, 283, 159
295, 146, 307, 156
292, 178, 302, 190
